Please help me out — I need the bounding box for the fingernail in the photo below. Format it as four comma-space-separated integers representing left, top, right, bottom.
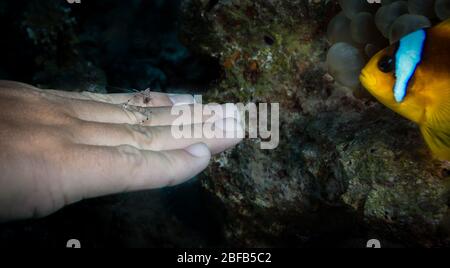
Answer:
215, 118, 243, 134
204, 104, 241, 121
169, 94, 195, 106
185, 143, 211, 158
223, 103, 242, 123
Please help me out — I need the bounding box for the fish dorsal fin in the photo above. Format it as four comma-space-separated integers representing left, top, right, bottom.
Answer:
421, 85, 450, 160
433, 18, 450, 34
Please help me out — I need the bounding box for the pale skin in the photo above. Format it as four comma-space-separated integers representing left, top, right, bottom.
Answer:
0, 81, 242, 222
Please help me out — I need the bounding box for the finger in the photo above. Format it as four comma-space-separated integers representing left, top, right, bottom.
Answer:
142, 104, 240, 127
67, 99, 151, 125
68, 98, 239, 126
0, 80, 38, 90
65, 143, 211, 202
74, 118, 243, 155
44, 88, 195, 107
0, 81, 194, 108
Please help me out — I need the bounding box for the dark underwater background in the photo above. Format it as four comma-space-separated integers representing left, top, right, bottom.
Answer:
0, 0, 224, 248
0, 0, 449, 248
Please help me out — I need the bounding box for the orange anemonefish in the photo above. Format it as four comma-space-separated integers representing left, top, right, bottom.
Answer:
360, 18, 450, 161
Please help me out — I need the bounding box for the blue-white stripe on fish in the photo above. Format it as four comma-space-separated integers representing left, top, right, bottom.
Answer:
393, 29, 427, 103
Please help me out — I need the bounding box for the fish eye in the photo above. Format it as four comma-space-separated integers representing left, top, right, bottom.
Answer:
378, 55, 394, 73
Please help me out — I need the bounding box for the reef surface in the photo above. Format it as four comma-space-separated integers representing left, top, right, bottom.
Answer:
179, 0, 450, 247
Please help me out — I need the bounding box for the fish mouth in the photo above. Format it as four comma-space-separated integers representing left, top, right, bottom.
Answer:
359, 70, 368, 83
360, 70, 376, 89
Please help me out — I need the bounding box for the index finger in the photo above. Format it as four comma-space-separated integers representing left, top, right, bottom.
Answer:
43, 89, 196, 107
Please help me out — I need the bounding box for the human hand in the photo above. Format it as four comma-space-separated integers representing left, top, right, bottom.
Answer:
0, 81, 242, 222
